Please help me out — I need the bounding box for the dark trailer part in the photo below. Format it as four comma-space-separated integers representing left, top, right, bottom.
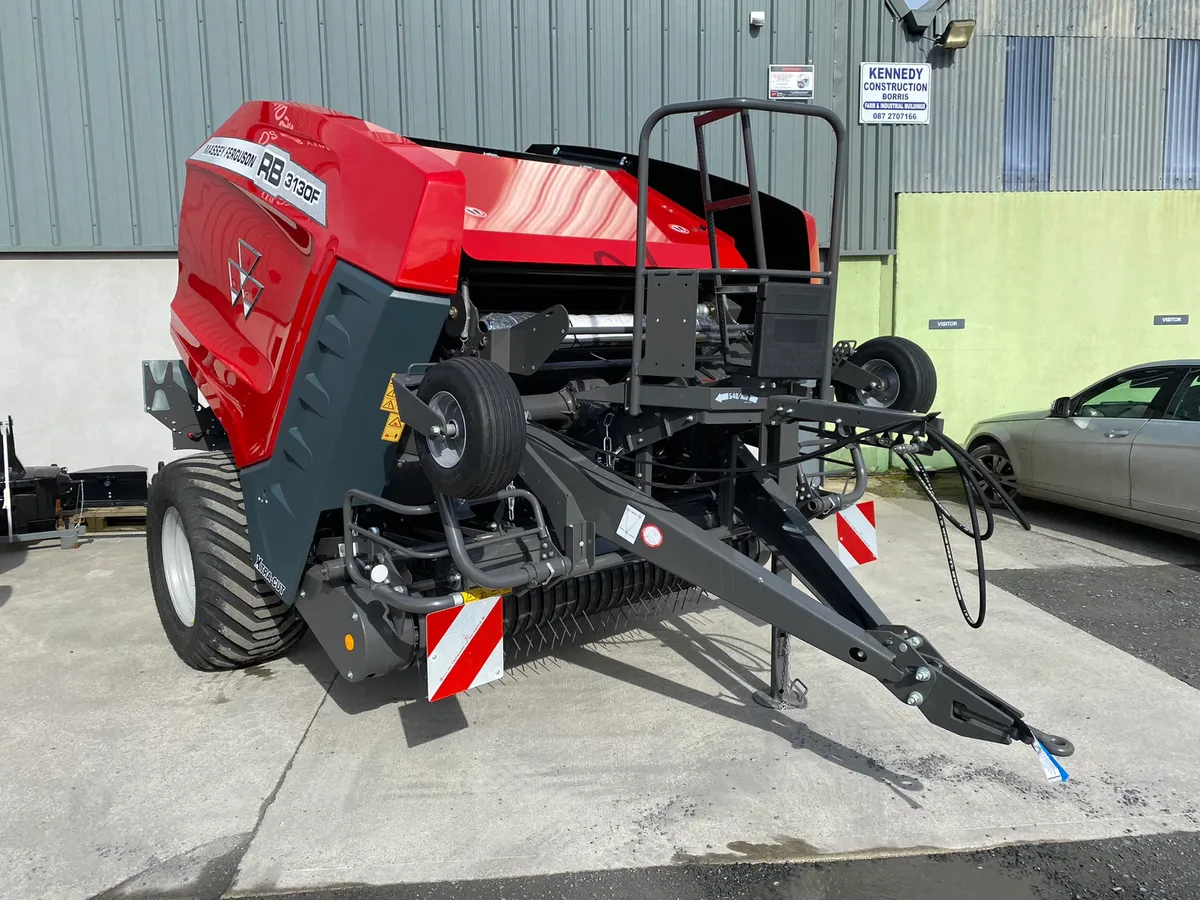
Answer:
1, 418, 85, 549
140, 96, 1072, 764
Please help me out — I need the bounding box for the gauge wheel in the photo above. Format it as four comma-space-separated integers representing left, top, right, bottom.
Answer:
415, 356, 526, 499
836, 336, 937, 413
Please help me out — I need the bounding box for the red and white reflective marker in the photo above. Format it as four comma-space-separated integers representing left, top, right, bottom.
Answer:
641, 523, 663, 548
425, 595, 504, 701
835, 500, 877, 568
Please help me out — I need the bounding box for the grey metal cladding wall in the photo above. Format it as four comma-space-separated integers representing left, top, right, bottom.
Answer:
1002, 37, 1055, 191
1051, 37, 1168, 191
830, 0, 902, 252
1164, 40, 1200, 190
0, 0, 900, 255
975, 0, 1200, 39
892, 36, 1007, 193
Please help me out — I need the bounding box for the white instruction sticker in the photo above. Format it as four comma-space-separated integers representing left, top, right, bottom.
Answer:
191, 136, 327, 225
616, 505, 646, 544
1032, 738, 1070, 783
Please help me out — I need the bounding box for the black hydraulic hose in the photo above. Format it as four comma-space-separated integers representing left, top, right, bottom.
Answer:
827, 442, 869, 511
434, 493, 568, 589
898, 446, 996, 541
543, 420, 911, 492
901, 453, 988, 628
384, 591, 466, 615
928, 429, 1032, 531
553, 415, 926, 486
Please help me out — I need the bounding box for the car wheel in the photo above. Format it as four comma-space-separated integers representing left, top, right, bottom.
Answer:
969, 441, 1019, 507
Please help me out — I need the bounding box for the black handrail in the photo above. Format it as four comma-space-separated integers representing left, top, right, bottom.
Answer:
628, 98, 849, 416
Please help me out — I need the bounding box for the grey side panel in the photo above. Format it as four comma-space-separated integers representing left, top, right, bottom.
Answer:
239, 262, 451, 602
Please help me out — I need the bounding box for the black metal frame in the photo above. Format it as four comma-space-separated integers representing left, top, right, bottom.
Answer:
628, 98, 847, 416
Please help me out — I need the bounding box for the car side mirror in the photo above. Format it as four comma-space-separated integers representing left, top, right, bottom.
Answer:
1050, 396, 1072, 418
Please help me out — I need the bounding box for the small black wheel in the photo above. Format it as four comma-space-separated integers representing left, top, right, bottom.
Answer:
146, 452, 306, 670
970, 440, 1019, 507
416, 356, 526, 499
837, 336, 937, 413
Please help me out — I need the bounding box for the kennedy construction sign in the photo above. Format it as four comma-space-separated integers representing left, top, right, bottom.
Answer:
859, 63, 931, 124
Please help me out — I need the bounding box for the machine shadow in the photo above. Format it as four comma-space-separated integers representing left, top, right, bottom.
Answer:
287, 594, 925, 799
560, 616, 925, 808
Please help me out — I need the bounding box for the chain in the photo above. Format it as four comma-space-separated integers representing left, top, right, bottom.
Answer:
601, 412, 615, 469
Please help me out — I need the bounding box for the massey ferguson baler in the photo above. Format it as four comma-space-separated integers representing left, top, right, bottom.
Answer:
142, 98, 1072, 761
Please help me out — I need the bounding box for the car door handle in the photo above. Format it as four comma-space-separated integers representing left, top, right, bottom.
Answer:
1104, 430, 1130, 438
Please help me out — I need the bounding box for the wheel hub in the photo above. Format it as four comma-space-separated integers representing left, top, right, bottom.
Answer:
161, 506, 197, 626
855, 359, 901, 408
975, 451, 1017, 502
426, 391, 467, 469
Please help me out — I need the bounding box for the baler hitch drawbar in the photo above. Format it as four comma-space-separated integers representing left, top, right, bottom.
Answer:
371, 374, 1073, 756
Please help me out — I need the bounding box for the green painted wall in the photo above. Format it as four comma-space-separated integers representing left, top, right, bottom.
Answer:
832, 256, 895, 473
835, 256, 893, 344
894, 191, 1200, 449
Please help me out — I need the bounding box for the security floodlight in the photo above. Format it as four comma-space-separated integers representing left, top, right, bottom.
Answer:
937, 19, 976, 49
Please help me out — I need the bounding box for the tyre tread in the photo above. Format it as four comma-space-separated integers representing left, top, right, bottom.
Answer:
146, 451, 305, 671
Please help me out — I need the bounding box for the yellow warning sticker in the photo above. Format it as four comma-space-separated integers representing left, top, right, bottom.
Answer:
381, 413, 405, 443
459, 586, 514, 604
380, 375, 399, 414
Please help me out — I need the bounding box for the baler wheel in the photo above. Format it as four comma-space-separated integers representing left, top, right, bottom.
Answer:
838, 336, 937, 413
146, 452, 306, 670
415, 356, 526, 499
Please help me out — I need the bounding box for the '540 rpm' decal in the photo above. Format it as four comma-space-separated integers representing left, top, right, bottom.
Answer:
190, 136, 327, 226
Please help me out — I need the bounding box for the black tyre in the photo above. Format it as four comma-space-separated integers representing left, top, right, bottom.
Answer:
146, 452, 306, 670
837, 336, 937, 413
415, 356, 526, 499
969, 440, 1019, 507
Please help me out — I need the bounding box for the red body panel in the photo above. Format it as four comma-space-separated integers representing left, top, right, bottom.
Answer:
173, 102, 773, 467
422, 147, 744, 268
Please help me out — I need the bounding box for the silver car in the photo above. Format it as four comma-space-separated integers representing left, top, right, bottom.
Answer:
965, 360, 1200, 538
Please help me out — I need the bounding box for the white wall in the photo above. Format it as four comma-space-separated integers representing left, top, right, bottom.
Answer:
0, 256, 186, 474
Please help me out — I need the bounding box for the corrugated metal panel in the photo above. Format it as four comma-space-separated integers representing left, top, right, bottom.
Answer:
831, 0, 899, 250
1163, 39, 1200, 189
976, 0, 1200, 40
1003, 36, 1054, 191
1051, 37, 1167, 191
0, 0, 899, 254
892, 35, 1006, 193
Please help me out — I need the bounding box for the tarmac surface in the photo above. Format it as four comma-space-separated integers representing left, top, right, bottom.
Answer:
2, 492, 1198, 899
229, 830, 1200, 900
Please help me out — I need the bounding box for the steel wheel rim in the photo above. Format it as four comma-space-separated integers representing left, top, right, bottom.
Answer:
161, 506, 197, 626
427, 391, 467, 469
856, 359, 901, 408
975, 451, 1017, 503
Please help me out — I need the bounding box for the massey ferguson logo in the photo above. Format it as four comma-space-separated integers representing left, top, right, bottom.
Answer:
228, 239, 264, 318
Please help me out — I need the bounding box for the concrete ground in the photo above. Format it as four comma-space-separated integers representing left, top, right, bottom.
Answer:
1, 494, 1198, 900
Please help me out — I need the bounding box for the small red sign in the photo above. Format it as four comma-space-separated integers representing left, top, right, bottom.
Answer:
641, 524, 663, 548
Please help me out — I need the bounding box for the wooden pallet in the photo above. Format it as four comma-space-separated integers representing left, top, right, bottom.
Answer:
70, 504, 147, 534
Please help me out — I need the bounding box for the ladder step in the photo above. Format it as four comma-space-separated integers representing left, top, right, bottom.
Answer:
705, 195, 752, 213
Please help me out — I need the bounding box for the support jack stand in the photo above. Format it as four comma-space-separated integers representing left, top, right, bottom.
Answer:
752, 625, 808, 710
